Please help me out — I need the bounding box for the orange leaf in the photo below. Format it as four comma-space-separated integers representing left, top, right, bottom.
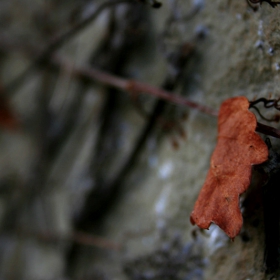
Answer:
190, 96, 268, 238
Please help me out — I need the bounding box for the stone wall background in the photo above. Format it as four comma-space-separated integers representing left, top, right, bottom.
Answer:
0, 0, 280, 279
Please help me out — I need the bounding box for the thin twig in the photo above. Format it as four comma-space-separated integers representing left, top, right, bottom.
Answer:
52, 55, 218, 116
250, 97, 280, 110
250, 106, 280, 122
256, 122, 280, 138
17, 229, 121, 251
137, 0, 162, 8
6, 0, 131, 93
247, 0, 280, 7
40, 0, 131, 57
5, 37, 280, 137
0, 35, 218, 116
72, 231, 121, 250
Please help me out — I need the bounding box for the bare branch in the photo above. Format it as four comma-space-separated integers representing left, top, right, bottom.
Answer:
52, 55, 218, 116
250, 97, 280, 110
136, 0, 162, 8
247, 0, 280, 7
256, 122, 280, 138
6, 0, 132, 92
17, 229, 121, 251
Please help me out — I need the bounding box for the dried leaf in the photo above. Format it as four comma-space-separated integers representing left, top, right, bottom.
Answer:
190, 96, 268, 238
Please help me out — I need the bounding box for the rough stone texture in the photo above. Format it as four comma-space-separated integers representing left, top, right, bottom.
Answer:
0, 0, 280, 279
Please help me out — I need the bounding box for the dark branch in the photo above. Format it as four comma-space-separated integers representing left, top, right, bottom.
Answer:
250, 106, 280, 122
5, 0, 131, 93
250, 98, 280, 110
136, 0, 162, 8
248, 0, 280, 7
256, 122, 280, 138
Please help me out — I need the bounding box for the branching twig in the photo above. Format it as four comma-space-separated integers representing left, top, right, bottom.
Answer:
4, 36, 280, 138
4, 37, 280, 140
248, 97, 280, 137
250, 106, 280, 122
250, 98, 280, 110
0, 36, 217, 116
